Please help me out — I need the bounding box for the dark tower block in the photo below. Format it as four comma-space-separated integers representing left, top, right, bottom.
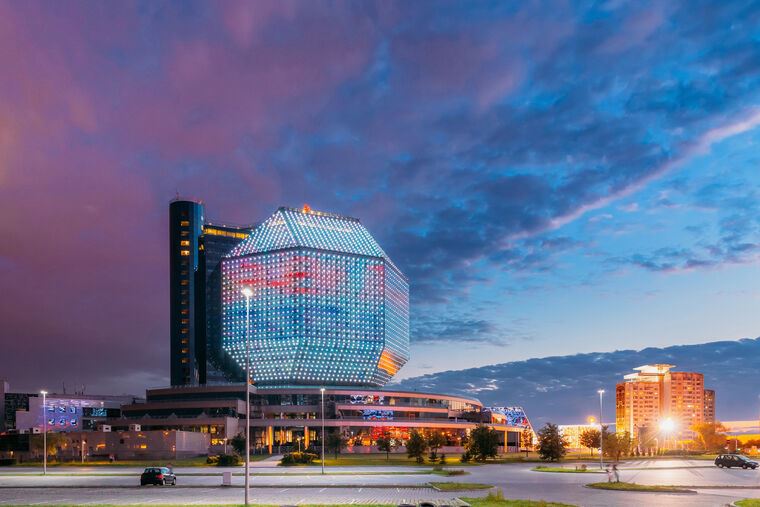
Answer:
169, 200, 204, 386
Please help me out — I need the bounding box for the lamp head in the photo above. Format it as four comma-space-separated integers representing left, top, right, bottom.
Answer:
241, 287, 254, 298
320, 387, 325, 393
659, 418, 676, 432
40, 390, 47, 395
597, 389, 605, 395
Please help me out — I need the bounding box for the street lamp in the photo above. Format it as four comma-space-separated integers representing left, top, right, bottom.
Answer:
241, 286, 254, 506
597, 389, 605, 469
320, 387, 325, 475
40, 390, 47, 475
659, 418, 675, 451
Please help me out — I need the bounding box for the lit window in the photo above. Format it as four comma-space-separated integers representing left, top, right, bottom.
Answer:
180, 240, 190, 246
180, 220, 190, 226
181, 250, 190, 256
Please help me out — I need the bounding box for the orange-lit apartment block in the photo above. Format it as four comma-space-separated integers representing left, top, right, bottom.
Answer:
615, 364, 715, 441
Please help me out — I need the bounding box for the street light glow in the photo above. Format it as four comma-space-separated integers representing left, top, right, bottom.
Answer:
659, 418, 676, 432
241, 287, 253, 298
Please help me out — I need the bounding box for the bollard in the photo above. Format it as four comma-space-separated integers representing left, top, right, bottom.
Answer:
222, 471, 232, 486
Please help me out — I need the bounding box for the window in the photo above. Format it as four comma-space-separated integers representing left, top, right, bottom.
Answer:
180, 280, 189, 286
180, 220, 190, 226
180, 250, 190, 256
181, 358, 189, 364
180, 240, 190, 246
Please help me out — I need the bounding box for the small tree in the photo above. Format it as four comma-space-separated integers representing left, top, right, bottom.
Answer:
427, 431, 447, 461
691, 422, 728, 452
325, 429, 347, 459
521, 427, 534, 457
229, 433, 246, 456
579, 428, 601, 458
31, 433, 65, 460
376, 430, 396, 461
406, 430, 427, 463
603, 431, 632, 461
537, 423, 568, 462
466, 424, 500, 462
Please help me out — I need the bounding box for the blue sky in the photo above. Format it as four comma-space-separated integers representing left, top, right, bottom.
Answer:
0, 1, 759, 394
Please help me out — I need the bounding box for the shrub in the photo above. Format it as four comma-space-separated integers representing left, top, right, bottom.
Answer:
216, 454, 242, 466
460, 451, 472, 463
439, 453, 446, 464
280, 451, 319, 466
206, 455, 220, 464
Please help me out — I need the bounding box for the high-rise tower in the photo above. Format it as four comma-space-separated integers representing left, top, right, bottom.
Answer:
169, 200, 252, 386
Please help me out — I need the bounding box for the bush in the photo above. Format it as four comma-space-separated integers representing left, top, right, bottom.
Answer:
206, 455, 220, 465
280, 451, 319, 466
216, 454, 241, 466
439, 453, 446, 464
460, 451, 472, 463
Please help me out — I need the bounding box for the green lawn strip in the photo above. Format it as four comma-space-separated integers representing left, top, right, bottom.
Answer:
532, 466, 603, 473
428, 481, 493, 491
0, 470, 433, 477
463, 497, 576, 507
10, 456, 271, 468
736, 500, 760, 507
7, 504, 392, 507
586, 482, 695, 493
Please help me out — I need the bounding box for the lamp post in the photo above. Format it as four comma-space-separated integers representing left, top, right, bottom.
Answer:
320, 387, 325, 475
597, 389, 605, 469
40, 390, 47, 475
241, 287, 254, 507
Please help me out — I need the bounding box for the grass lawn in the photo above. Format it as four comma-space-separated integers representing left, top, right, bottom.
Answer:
429, 481, 493, 491
7, 505, 392, 507
309, 453, 468, 466
586, 482, 695, 493
532, 466, 603, 473
463, 495, 576, 507
12, 456, 271, 468
736, 501, 760, 507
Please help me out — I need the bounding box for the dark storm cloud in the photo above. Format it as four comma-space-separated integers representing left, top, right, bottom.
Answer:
393, 337, 760, 423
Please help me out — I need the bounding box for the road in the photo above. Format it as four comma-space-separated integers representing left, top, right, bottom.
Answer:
0, 459, 758, 506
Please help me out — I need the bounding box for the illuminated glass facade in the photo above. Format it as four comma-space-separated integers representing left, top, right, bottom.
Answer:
221, 207, 409, 387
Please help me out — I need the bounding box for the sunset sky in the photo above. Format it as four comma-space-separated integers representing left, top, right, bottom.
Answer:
1, 1, 759, 395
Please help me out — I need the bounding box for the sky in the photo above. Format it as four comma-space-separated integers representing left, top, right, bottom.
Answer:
1, 1, 759, 397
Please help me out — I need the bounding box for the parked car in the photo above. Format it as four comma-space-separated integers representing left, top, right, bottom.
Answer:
714, 454, 758, 469
140, 467, 177, 486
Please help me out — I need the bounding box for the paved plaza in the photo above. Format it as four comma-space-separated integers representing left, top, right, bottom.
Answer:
1, 459, 759, 506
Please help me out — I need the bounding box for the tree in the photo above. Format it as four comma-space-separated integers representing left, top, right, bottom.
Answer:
466, 424, 501, 462
536, 423, 568, 462
406, 430, 427, 463
521, 427, 534, 457
31, 433, 66, 460
229, 433, 246, 456
426, 431, 447, 460
325, 430, 347, 459
375, 430, 396, 461
579, 428, 601, 458
691, 422, 728, 452
603, 431, 632, 461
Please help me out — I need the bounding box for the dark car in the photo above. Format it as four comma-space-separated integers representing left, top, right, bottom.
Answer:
140, 467, 177, 486
715, 454, 758, 469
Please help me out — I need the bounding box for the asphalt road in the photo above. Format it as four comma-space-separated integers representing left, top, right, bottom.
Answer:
0, 459, 758, 506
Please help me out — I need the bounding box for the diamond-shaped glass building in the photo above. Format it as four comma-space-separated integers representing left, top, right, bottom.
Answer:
221, 206, 409, 387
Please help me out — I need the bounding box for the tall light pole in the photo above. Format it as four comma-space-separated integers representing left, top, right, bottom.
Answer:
320, 387, 325, 475
40, 390, 47, 475
241, 287, 253, 507
597, 389, 605, 469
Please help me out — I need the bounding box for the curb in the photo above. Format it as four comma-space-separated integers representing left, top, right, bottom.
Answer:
584, 484, 697, 495
0, 484, 435, 490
